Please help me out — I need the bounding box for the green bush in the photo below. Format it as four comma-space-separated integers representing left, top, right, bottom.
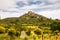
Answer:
34, 29, 41, 35
8, 28, 16, 36
0, 26, 5, 34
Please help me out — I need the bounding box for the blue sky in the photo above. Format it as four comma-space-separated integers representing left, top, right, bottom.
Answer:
0, 0, 60, 19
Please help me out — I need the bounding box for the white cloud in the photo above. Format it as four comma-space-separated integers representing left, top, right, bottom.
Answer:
16, 0, 60, 11
0, 9, 28, 19
46, 0, 60, 3
0, 0, 17, 9
0, 12, 20, 19
0, 0, 60, 19
36, 9, 60, 19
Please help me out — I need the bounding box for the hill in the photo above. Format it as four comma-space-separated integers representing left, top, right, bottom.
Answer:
0, 11, 60, 40
0, 11, 53, 27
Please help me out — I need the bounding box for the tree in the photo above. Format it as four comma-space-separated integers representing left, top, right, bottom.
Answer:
50, 21, 60, 32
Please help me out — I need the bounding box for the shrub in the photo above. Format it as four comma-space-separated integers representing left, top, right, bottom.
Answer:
8, 28, 16, 36
34, 29, 41, 35
0, 26, 5, 34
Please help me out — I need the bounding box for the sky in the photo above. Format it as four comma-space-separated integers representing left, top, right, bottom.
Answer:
0, 0, 60, 19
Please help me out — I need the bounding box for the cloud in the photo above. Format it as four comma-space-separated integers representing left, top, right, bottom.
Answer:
36, 9, 60, 19
16, 0, 60, 11
0, 0, 60, 11
16, 1, 26, 7
46, 0, 60, 3
0, 12, 21, 19
0, 9, 28, 19
0, 0, 17, 9
0, 0, 60, 19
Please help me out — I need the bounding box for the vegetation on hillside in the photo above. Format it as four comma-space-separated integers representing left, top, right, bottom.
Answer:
0, 11, 60, 40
